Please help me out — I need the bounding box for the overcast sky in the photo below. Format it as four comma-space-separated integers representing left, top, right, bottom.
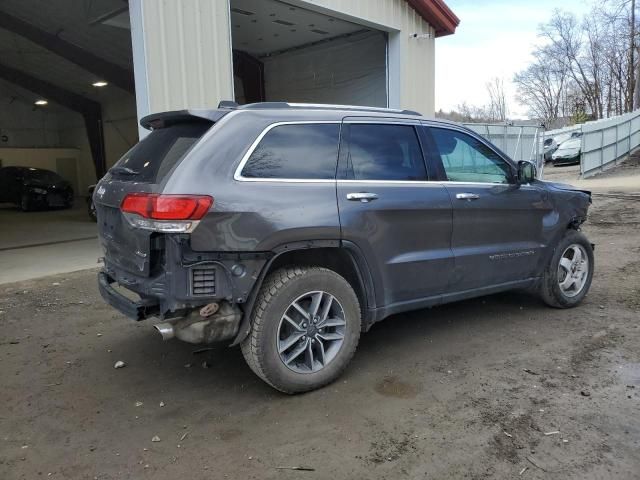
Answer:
435, 0, 592, 118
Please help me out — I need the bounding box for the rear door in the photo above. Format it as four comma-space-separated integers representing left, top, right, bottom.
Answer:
422, 124, 550, 292
95, 120, 213, 276
336, 119, 453, 308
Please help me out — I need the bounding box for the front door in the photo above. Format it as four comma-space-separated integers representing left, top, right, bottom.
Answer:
423, 125, 550, 292
336, 120, 453, 308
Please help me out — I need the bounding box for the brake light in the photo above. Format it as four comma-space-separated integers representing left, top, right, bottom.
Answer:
120, 193, 213, 233
121, 193, 212, 220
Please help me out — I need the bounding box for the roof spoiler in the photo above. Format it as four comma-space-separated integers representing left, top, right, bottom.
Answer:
140, 108, 231, 130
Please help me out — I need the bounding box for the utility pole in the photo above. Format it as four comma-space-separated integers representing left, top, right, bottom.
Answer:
629, 0, 640, 110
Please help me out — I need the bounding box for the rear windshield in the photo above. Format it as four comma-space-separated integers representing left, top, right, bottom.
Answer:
111, 121, 212, 182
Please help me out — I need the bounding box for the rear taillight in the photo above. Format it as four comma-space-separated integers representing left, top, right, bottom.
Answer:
121, 193, 213, 232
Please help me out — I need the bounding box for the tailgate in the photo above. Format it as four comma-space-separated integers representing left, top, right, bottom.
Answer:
95, 181, 154, 276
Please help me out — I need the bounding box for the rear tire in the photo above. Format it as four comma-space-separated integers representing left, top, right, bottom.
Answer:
539, 230, 594, 308
241, 266, 361, 394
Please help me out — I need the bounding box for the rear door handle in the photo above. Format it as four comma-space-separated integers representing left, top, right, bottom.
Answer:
346, 192, 378, 203
456, 193, 480, 200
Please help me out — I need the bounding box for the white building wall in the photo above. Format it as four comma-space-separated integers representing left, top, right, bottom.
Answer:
130, 0, 234, 123
131, 0, 436, 120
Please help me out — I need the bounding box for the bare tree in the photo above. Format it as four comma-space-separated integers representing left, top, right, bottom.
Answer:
514, 47, 567, 125
517, 4, 639, 123
486, 77, 508, 121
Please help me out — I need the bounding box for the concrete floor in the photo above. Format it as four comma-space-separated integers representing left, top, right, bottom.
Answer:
0, 201, 101, 284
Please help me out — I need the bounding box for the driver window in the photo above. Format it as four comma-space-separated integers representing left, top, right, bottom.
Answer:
429, 127, 511, 184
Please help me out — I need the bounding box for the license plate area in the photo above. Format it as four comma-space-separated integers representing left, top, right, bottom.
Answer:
98, 206, 152, 275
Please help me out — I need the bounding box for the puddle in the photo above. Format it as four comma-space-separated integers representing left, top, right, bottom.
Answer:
374, 376, 419, 399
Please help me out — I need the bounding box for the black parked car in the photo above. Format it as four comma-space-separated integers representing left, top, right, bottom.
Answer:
95, 102, 594, 393
0, 166, 74, 211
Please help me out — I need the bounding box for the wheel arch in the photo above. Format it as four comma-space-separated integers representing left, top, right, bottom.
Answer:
230, 242, 377, 346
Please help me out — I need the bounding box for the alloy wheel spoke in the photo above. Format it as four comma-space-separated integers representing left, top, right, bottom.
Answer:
317, 331, 344, 342
320, 317, 346, 328
306, 340, 315, 369
315, 336, 326, 365
292, 301, 310, 320
560, 274, 576, 290
282, 314, 304, 332
278, 332, 305, 354
285, 339, 308, 365
309, 292, 324, 318
559, 257, 573, 272
572, 247, 582, 266
319, 294, 333, 323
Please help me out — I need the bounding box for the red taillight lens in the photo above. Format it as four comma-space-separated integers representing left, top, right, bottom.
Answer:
121, 193, 213, 220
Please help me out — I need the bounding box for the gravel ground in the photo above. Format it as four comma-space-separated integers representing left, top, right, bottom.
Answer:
1, 196, 639, 479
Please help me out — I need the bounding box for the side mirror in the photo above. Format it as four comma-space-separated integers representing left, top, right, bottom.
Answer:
517, 161, 537, 184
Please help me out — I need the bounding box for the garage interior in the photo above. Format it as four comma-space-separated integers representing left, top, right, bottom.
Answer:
230, 0, 388, 107
0, 0, 138, 283
0, 0, 391, 284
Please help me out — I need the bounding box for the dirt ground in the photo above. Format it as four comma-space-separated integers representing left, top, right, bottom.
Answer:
2, 197, 640, 479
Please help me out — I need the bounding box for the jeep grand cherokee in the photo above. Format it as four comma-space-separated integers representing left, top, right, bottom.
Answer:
95, 102, 594, 393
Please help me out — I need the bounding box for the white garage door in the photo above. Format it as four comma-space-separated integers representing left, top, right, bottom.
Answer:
262, 31, 387, 108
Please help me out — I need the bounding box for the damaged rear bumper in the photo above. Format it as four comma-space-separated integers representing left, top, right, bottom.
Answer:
98, 271, 159, 321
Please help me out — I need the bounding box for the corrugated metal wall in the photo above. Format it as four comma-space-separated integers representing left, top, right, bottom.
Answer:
133, 0, 435, 116
136, 0, 234, 113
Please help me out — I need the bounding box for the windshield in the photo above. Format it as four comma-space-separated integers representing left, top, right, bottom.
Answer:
111, 121, 212, 183
26, 168, 64, 183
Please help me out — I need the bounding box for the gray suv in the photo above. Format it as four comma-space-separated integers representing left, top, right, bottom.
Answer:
95, 102, 594, 393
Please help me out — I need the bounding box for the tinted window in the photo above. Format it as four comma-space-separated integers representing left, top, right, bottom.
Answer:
429, 128, 511, 184
111, 121, 212, 182
346, 124, 426, 181
241, 124, 340, 179
26, 169, 63, 183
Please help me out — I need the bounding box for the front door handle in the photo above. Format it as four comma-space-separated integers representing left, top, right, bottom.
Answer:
456, 193, 480, 200
346, 192, 378, 203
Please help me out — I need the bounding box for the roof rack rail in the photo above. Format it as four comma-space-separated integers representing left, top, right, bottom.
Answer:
238, 102, 422, 116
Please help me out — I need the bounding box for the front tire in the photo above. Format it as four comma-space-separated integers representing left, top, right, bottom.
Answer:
539, 230, 594, 308
241, 267, 361, 394
20, 194, 32, 212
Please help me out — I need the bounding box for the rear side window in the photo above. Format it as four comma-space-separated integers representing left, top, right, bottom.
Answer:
241, 123, 340, 179
111, 121, 211, 182
345, 124, 427, 181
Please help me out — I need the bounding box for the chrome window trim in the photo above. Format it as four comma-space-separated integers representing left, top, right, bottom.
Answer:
337, 179, 509, 186
233, 121, 341, 182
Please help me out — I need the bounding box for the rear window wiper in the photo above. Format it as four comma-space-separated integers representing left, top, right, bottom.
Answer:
110, 166, 140, 176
